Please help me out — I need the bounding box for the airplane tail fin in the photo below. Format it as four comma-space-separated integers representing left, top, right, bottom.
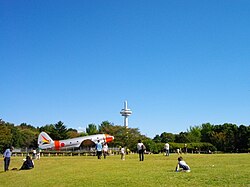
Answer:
38, 132, 54, 148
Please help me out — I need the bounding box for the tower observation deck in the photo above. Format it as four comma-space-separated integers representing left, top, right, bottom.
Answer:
120, 101, 132, 128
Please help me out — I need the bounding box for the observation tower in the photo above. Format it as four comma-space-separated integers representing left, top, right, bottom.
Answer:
120, 101, 132, 128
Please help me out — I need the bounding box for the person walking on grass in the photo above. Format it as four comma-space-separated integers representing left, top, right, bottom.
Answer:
96, 140, 103, 159
137, 140, 146, 161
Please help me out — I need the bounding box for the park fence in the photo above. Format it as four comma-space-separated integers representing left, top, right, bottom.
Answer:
10, 147, 122, 157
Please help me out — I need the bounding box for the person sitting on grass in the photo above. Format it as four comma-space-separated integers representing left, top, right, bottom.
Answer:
20, 156, 34, 170
175, 156, 190, 172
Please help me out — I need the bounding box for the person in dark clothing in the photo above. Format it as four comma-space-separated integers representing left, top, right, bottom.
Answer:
20, 156, 34, 170
137, 140, 146, 161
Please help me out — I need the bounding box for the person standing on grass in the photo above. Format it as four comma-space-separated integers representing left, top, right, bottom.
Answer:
120, 146, 125, 160
103, 143, 108, 159
137, 140, 145, 161
184, 144, 188, 154
32, 148, 37, 159
37, 148, 41, 160
96, 140, 103, 159
175, 156, 191, 172
164, 142, 170, 156
3, 146, 14, 171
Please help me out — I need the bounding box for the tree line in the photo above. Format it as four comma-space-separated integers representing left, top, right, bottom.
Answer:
0, 119, 249, 153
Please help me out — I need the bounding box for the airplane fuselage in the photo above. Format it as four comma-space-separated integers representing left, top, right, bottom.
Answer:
38, 132, 114, 150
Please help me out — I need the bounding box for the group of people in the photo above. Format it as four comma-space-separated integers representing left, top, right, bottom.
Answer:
137, 140, 191, 172
164, 142, 191, 172
3, 146, 34, 172
95, 140, 109, 159
96, 141, 128, 160
3, 141, 191, 173
95, 139, 147, 161
164, 143, 190, 156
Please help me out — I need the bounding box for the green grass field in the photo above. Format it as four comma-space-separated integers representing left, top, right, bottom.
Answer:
1, 153, 249, 187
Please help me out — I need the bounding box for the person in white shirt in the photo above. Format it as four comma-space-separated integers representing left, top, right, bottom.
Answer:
32, 148, 37, 159
103, 143, 108, 159
164, 143, 170, 156
176, 148, 180, 154
37, 148, 41, 160
137, 140, 145, 161
120, 146, 125, 160
175, 156, 191, 172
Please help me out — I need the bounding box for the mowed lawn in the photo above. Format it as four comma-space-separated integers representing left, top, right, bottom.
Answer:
0, 153, 249, 187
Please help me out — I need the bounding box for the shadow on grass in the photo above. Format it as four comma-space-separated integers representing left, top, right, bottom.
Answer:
166, 169, 176, 173
0, 168, 20, 174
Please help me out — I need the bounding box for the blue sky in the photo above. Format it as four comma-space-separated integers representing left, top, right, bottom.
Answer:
1, 1, 249, 138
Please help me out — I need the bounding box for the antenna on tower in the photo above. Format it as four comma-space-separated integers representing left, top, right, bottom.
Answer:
120, 101, 132, 128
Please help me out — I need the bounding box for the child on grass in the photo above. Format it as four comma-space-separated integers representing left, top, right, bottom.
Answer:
175, 156, 191, 172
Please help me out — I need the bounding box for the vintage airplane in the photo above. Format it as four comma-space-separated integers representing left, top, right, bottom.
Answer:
38, 131, 114, 150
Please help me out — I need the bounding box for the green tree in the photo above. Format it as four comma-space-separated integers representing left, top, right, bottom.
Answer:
54, 121, 68, 139
97, 122, 144, 152
210, 125, 225, 151
7, 123, 23, 148
200, 123, 213, 142
175, 132, 190, 143
187, 126, 201, 142
160, 132, 175, 143
79, 132, 88, 137
86, 124, 98, 135
153, 134, 161, 143
18, 128, 38, 148
99, 121, 114, 134
39, 124, 56, 134
39, 122, 68, 140
124, 127, 144, 151
222, 123, 238, 152
20, 123, 37, 131
237, 125, 250, 152
0, 121, 12, 153
67, 128, 79, 138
